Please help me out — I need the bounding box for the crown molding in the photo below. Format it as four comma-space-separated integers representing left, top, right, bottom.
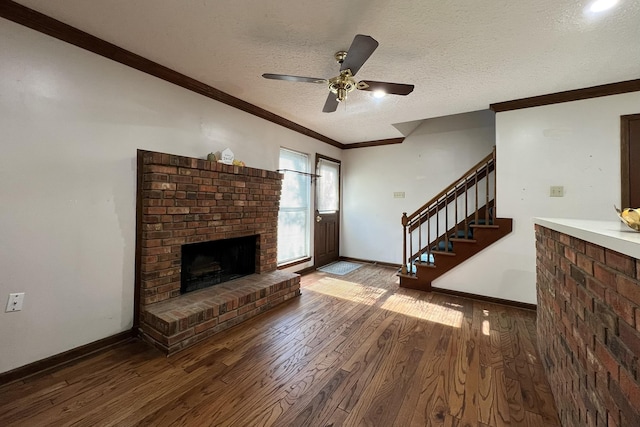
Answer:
490, 79, 640, 112
342, 137, 405, 149
12, 1, 635, 148
0, 1, 346, 149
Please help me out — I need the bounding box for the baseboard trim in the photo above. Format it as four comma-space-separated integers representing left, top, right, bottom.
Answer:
295, 265, 317, 276
339, 256, 401, 270
0, 329, 137, 386
431, 287, 537, 311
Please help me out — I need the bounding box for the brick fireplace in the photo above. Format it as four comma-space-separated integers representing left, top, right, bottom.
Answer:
135, 150, 300, 354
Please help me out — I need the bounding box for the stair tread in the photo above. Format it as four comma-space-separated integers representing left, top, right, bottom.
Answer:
397, 273, 418, 280
415, 253, 435, 264
449, 238, 477, 243
470, 224, 499, 229
433, 241, 454, 252
415, 262, 436, 268
431, 250, 456, 256
452, 230, 474, 239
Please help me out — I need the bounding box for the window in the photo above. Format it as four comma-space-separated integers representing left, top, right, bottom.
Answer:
316, 157, 340, 213
277, 148, 310, 265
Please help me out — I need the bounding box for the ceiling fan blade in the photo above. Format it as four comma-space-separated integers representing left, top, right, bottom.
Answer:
340, 34, 379, 76
262, 73, 327, 84
322, 93, 338, 113
357, 80, 415, 96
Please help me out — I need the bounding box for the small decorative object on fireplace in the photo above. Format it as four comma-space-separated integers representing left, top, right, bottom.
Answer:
207, 152, 217, 162
220, 148, 234, 164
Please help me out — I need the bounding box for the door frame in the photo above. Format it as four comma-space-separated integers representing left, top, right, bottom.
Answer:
314, 154, 341, 268
621, 114, 640, 207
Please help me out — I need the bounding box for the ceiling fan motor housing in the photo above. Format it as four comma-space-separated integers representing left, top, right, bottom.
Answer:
328, 69, 356, 102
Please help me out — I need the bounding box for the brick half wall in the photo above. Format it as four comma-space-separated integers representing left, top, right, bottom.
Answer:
535, 224, 640, 426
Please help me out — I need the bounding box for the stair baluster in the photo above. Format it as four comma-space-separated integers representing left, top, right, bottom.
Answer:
409, 219, 413, 274
427, 209, 431, 265
485, 156, 490, 225
401, 212, 408, 274
418, 205, 422, 267
474, 165, 479, 225
444, 194, 449, 252
454, 185, 459, 239
492, 146, 497, 218
464, 178, 469, 240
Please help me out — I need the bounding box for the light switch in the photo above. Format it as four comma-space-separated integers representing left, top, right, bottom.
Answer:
393, 192, 405, 199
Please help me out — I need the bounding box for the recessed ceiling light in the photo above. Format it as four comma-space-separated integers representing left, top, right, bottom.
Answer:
589, 0, 618, 12
373, 90, 386, 98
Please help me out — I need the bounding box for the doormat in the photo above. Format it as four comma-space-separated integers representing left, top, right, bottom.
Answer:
317, 261, 363, 276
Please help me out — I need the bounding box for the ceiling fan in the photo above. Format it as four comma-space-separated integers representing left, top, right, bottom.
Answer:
262, 34, 415, 113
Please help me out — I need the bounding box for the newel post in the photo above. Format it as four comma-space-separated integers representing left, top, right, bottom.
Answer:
401, 212, 408, 274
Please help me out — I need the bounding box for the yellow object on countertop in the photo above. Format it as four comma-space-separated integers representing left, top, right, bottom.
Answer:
615, 205, 640, 231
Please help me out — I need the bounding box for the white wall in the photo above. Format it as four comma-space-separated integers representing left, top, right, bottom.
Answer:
0, 20, 340, 374
3, 16, 637, 375
435, 92, 640, 304
341, 110, 496, 264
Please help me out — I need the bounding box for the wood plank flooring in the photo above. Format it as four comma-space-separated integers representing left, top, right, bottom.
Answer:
0, 265, 560, 426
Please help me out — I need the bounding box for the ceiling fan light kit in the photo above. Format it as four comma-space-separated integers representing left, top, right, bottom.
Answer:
262, 34, 414, 113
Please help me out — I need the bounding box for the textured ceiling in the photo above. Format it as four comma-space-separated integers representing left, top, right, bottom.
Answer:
13, 0, 640, 144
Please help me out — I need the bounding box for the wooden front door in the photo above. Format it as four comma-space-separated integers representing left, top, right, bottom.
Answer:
314, 155, 340, 268
622, 114, 640, 207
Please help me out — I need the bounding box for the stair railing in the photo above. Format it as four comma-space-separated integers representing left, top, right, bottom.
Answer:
401, 147, 496, 275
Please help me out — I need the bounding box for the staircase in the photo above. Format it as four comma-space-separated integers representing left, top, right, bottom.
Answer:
398, 147, 512, 291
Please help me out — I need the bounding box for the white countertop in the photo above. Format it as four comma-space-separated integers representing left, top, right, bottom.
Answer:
534, 218, 640, 259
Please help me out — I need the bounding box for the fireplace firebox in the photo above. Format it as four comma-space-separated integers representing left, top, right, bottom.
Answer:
181, 235, 257, 294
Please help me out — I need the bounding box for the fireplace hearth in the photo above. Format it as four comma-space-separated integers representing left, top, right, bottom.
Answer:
136, 150, 300, 354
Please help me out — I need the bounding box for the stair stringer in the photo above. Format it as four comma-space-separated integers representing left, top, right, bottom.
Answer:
399, 217, 512, 292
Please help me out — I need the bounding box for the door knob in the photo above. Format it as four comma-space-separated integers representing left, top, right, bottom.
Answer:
316, 215, 322, 223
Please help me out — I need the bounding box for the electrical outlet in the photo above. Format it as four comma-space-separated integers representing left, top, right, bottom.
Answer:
550, 186, 564, 197
393, 192, 405, 199
5, 293, 25, 312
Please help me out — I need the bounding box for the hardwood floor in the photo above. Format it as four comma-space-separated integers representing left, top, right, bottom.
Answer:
0, 265, 560, 426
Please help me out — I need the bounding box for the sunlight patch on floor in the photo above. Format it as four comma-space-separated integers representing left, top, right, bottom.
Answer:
482, 320, 491, 336
305, 277, 388, 305
380, 293, 463, 328
482, 309, 491, 336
